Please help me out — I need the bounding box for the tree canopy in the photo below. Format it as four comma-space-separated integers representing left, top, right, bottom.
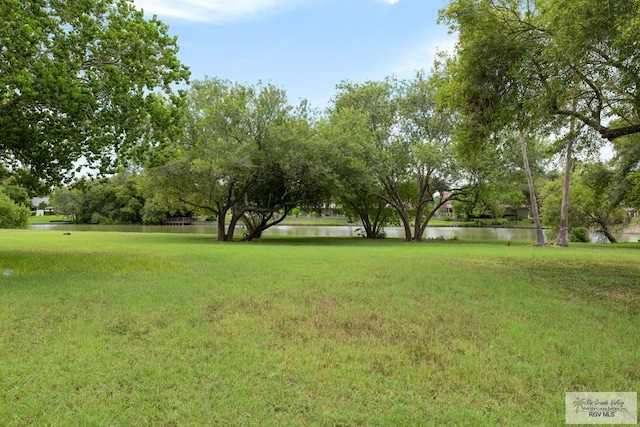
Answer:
147, 78, 330, 241
330, 74, 467, 242
0, 0, 190, 190
440, 0, 640, 142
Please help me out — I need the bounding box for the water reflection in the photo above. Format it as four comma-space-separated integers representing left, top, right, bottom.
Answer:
31, 223, 640, 242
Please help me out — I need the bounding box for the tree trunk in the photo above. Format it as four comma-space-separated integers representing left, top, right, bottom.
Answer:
242, 213, 270, 241
413, 204, 425, 242
418, 208, 440, 241
519, 129, 545, 246
360, 215, 376, 239
241, 209, 290, 241
369, 204, 386, 238
556, 127, 575, 247
601, 227, 618, 244
345, 198, 382, 239
225, 210, 243, 241
397, 208, 413, 242
597, 218, 618, 243
216, 210, 227, 241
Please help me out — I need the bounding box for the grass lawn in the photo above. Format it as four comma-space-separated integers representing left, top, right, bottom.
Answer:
28, 215, 68, 224
0, 231, 638, 425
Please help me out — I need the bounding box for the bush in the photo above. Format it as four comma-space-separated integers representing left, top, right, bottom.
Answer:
0, 193, 31, 228
569, 227, 590, 243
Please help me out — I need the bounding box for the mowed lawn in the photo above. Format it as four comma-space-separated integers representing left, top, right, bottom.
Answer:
0, 231, 638, 426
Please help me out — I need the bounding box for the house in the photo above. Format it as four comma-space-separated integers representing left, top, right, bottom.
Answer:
31, 197, 50, 209
30, 197, 54, 216
503, 205, 530, 219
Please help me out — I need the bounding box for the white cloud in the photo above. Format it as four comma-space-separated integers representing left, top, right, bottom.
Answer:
133, 0, 302, 22
381, 0, 400, 4
385, 31, 457, 78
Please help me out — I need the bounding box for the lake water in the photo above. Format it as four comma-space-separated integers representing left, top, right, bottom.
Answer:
28, 223, 640, 243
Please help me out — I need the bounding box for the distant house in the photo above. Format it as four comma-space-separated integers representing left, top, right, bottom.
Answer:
30, 197, 54, 216
319, 203, 341, 217
435, 199, 455, 219
503, 205, 530, 219
435, 200, 531, 220
31, 197, 50, 209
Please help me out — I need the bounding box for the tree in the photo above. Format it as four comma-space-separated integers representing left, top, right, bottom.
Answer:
453, 142, 528, 222
49, 186, 81, 221
1, 177, 31, 207
0, 193, 30, 229
0, 177, 31, 228
0, 0, 189, 190
610, 131, 640, 211
52, 173, 146, 224
239, 99, 331, 241
439, 1, 561, 245
441, 0, 640, 142
538, 0, 640, 141
332, 74, 466, 242
320, 106, 394, 239
441, 0, 640, 246
542, 163, 628, 243
147, 79, 329, 241
146, 79, 258, 241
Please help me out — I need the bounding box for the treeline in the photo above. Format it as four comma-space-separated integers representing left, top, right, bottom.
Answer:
49, 174, 192, 226
3, 1, 640, 245
49, 76, 513, 242
41, 74, 639, 243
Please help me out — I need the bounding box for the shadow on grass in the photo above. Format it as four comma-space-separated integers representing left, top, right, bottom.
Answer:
507, 257, 640, 315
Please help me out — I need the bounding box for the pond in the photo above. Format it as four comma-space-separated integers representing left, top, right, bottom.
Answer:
28, 223, 640, 243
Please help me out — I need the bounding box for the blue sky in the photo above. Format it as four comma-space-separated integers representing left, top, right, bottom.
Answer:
133, 0, 456, 110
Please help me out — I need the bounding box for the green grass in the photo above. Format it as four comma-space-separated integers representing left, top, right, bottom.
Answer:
1, 231, 638, 425
28, 215, 68, 224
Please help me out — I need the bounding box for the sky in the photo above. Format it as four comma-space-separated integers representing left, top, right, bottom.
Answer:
133, 0, 456, 110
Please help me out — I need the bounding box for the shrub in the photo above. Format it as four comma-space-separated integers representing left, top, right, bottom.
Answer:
0, 193, 31, 228
569, 227, 590, 243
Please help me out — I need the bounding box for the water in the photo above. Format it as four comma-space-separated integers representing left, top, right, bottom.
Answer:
28, 223, 640, 242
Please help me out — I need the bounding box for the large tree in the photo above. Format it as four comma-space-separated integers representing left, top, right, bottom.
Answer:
0, 0, 190, 190
51, 173, 147, 224
320, 105, 394, 239
147, 79, 329, 241
441, 0, 640, 246
439, 1, 560, 246
332, 74, 466, 242
442, 0, 640, 141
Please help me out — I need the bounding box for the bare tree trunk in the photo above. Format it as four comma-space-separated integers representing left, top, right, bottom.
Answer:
556, 112, 576, 247
601, 227, 618, 244
225, 209, 243, 241
556, 137, 573, 247
216, 206, 227, 241
519, 129, 545, 246
597, 217, 618, 243
413, 204, 425, 242
397, 208, 413, 242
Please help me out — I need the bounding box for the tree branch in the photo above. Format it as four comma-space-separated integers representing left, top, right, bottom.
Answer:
0, 95, 24, 111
